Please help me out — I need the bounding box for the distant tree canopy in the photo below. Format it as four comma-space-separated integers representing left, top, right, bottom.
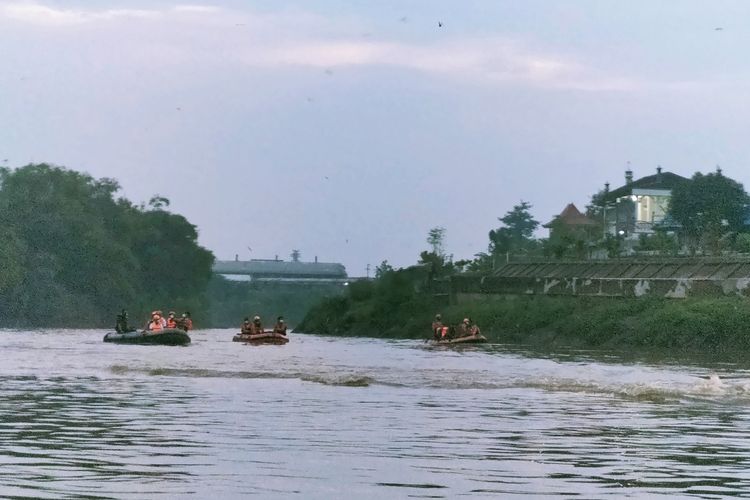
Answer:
489, 201, 539, 256
419, 227, 453, 278
669, 171, 749, 251
426, 226, 446, 257
375, 260, 394, 278
0, 164, 214, 327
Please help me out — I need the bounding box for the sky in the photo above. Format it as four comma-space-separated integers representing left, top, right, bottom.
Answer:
2, 0, 750, 276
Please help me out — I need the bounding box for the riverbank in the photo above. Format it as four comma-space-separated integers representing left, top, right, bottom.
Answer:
297, 294, 750, 354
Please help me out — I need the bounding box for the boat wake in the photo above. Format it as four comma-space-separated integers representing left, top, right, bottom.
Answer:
108, 364, 750, 402
109, 365, 377, 387
300, 374, 374, 387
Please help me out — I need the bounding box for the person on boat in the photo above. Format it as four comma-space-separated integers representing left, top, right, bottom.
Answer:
155, 310, 167, 328
273, 316, 287, 335
148, 311, 164, 332
181, 312, 193, 331
431, 314, 444, 340
115, 309, 134, 333
468, 318, 481, 337
166, 311, 178, 329
241, 317, 253, 334
251, 315, 263, 334
457, 318, 472, 337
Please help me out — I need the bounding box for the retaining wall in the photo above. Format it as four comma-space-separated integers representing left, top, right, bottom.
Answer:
451, 259, 750, 300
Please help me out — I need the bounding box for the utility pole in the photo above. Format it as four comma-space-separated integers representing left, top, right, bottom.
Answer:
366, 264, 370, 279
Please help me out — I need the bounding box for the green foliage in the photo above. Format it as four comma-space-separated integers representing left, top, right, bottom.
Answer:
301, 290, 750, 357
543, 221, 592, 259
669, 171, 749, 253
635, 231, 679, 255
375, 260, 394, 278
462, 252, 495, 273
426, 226, 446, 257
0, 164, 215, 327
489, 201, 539, 256
206, 276, 344, 328
348, 280, 374, 302
586, 189, 608, 218
734, 233, 750, 254
418, 250, 454, 278
297, 266, 440, 338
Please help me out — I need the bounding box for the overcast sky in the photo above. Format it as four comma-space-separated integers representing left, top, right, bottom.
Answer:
2, 1, 750, 276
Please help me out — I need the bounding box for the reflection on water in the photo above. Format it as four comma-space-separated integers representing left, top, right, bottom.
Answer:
0, 329, 750, 498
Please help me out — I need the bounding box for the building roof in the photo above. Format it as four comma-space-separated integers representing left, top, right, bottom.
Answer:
543, 203, 597, 228
603, 170, 688, 203
213, 259, 347, 278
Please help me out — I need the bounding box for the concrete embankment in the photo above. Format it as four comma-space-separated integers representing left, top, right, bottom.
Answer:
451, 259, 750, 302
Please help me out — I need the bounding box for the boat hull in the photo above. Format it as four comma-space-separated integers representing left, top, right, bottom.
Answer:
103, 328, 191, 346
233, 332, 289, 345
430, 334, 487, 345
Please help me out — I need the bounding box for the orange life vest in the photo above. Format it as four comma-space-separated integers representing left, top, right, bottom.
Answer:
149, 320, 164, 331
167, 318, 177, 328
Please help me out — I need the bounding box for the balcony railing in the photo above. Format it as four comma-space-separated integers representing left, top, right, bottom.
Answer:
634, 221, 655, 233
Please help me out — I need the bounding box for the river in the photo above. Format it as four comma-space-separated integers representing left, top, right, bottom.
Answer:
0, 329, 748, 498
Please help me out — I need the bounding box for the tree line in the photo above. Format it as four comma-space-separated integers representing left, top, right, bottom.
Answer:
298, 169, 750, 337
460, 169, 750, 269
0, 164, 214, 327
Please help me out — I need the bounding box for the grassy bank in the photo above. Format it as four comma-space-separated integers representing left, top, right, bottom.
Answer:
298, 292, 750, 354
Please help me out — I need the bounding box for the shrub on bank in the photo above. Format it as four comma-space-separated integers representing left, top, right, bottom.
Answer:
299, 283, 750, 354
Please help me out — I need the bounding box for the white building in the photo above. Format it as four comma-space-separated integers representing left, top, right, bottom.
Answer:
600, 167, 687, 238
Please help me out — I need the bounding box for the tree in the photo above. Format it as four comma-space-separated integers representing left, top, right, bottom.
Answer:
148, 195, 170, 210
419, 228, 453, 278
0, 163, 215, 326
735, 233, 750, 253
375, 260, 394, 278
543, 221, 590, 259
426, 226, 446, 257
669, 171, 749, 253
290, 249, 301, 262
489, 201, 539, 256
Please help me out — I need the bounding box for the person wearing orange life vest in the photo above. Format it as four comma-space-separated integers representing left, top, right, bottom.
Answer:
431, 314, 444, 340
148, 311, 164, 331
468, 318, 481, 337
166, 311, 178, 329
156, 310, 167, 328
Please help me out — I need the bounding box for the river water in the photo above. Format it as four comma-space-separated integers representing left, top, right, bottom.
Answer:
1, 329, 749, 498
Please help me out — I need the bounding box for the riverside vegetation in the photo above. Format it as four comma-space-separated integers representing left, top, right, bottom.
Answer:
0, 164, 215, 326
0, 164, 335, 328
300, 170, 750, 353
8, 162, 750, 343
297, 269, 750, 354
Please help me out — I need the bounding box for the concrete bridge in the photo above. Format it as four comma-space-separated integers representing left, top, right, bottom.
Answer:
213, 258, 348, 284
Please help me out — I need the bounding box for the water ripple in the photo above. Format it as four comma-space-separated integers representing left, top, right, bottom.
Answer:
0, 330, 749, 497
